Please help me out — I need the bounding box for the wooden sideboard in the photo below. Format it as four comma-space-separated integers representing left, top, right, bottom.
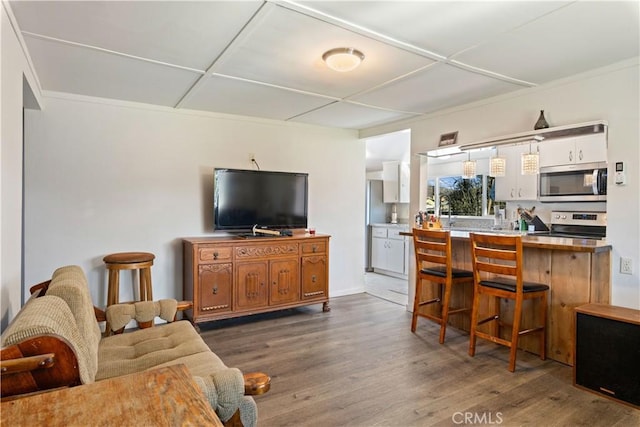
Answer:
183, 233, 330, 324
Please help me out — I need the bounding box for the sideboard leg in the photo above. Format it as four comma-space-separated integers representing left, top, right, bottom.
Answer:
322, 301, 331, 312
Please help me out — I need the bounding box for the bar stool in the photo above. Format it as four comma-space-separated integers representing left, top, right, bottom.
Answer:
103, 252, 155, 334
411, 228, 474, 344
468, 233, 549, 372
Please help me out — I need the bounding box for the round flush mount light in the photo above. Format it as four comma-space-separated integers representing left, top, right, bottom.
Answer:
322, 47, 365, 72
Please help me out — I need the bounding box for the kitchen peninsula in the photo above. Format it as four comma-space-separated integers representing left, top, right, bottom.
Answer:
407, 229, 611, 366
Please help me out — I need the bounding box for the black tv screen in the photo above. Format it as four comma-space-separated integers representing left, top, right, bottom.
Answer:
214, 168, 308, 231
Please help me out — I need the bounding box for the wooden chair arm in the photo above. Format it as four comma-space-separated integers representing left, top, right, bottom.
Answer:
29, 280, 51, 296
177, 300, 193, 311
94, 306, 106, 323
0, 336, 80, 399
0, 354, 55, 376
243, 372, 270, 396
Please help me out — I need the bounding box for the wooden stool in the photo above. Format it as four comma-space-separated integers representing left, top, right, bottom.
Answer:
103, 252, 155, 334
411, 228, 474, 343
468, 233, 549, 372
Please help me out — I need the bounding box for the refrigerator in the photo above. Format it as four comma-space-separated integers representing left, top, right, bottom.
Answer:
365, 179, 387, 271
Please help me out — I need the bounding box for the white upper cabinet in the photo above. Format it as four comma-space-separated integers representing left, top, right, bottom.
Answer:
494, 143, 539, 201
382, 161, 410, 203
539, 133, 607, 167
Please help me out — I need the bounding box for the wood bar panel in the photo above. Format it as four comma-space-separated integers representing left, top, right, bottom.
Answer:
409, 231, 611, 366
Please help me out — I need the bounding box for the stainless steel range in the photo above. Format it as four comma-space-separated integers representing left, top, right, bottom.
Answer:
546, 211, 607, 240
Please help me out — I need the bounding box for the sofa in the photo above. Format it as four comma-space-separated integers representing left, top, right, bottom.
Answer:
0, 265, 264, 426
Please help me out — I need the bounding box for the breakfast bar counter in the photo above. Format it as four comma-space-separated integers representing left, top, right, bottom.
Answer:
404, 229, 611, 366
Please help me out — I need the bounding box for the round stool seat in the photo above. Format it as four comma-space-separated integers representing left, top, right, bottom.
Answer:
103, 251, 155, 335
103, 252, 155, 265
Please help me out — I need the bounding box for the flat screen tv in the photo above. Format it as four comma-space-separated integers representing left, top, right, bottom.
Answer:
214, 168, 308, 232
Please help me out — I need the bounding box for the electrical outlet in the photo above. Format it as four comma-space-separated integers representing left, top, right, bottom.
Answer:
620, 257, 633, 275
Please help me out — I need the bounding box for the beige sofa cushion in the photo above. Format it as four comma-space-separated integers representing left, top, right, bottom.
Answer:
96, 320, 212, 380
0, 295, 96, 384
46, 265, 102, 381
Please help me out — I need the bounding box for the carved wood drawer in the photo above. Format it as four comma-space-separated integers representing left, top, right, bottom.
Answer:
199, 246, 233, 262
301, 241, 326, 255
235, 243, 299, 259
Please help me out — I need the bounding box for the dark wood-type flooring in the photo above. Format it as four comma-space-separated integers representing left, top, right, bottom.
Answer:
198, 294, 639, 427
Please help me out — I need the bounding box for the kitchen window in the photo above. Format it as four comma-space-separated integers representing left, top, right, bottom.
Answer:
426, 174, 500, 217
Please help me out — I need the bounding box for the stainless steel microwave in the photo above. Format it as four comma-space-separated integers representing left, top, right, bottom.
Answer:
539, 162, 607, 202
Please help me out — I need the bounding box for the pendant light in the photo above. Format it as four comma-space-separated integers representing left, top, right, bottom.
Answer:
462, 152, 477, 179
490, 148, 506, 177
521, 142, 539, 175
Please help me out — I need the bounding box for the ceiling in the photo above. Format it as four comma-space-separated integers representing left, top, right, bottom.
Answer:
8, 1, 639, 130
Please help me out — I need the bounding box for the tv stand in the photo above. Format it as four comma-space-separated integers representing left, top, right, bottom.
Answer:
183, 233, 330, 324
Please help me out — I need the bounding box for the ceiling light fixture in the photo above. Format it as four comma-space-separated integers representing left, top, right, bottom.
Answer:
521, 142, 540, 175
322, 47, 365, 72
490, 148, 506, 177
462, 152, 477, 179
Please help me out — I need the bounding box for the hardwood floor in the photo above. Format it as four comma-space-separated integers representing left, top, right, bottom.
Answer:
198, 294, 639, 427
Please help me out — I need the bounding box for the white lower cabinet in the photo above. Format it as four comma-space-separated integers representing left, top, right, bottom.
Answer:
371, 226, 408, 275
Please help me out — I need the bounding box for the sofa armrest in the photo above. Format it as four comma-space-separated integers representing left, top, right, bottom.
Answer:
192, 367, 245, 423
0, 336, 81, 398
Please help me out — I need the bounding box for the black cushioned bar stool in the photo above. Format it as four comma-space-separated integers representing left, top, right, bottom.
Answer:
103, 251, 155, 334
412, 228, 474, 344
468, 233, 549, 372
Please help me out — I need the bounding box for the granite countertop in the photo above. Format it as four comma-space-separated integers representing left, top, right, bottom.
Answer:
400, 229, 612, 253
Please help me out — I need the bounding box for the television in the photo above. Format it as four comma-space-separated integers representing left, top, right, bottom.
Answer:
214, 168, 308, 232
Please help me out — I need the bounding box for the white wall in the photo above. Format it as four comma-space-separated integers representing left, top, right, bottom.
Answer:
364, 58, 640, 309
23, 96, 366, 310
0, 3, 41, 330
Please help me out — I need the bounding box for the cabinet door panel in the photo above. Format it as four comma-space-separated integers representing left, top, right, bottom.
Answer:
198, 263, 232, 314
575, 134, 607, 164
539, 137, 574, 167
235, 262, 268, 310
382, 161, 399, 203
386, 238, 405, 274
371, 237, 387, 270
495, 144, 538, 201
270, 259, 300, 305
301, 256, 327, 299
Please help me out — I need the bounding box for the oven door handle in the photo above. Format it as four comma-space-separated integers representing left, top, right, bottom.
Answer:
592, 169, 599, 195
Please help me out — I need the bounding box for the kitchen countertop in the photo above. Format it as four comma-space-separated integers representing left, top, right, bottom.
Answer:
369, 223, 411, 228
401, 228, 611, 253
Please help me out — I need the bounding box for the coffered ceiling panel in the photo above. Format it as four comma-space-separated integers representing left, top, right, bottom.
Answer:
10, 0, 263, 70
353, 63, 522, 114
213, 3, 434, 98
290, 101, 418, 130
182, 75, 334, 121
8, 1, 639, 130
301, 1, 572, 57
23, 35, 201, 107
455, 0, 640, 83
